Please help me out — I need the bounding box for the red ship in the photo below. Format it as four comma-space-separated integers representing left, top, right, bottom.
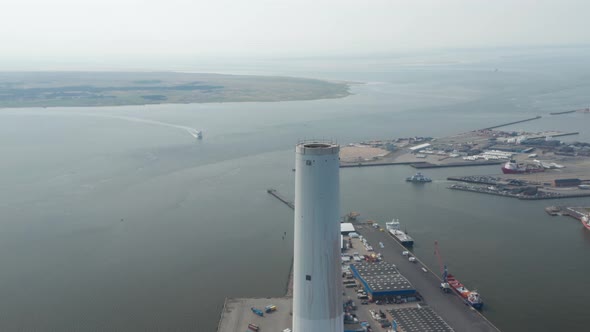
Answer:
582, 215, 590, 231
446, 274, 483, 309
501, 160, 544, 174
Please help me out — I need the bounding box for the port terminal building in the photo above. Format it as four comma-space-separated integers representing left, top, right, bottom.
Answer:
350, 261, 415, 299
340, 222, 356, 235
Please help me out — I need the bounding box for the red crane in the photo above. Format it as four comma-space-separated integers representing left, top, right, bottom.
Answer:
434, 241, 444, 275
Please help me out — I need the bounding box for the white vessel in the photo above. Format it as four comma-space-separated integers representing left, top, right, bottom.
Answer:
385, 219, 414, 247
406, 172, 432, 183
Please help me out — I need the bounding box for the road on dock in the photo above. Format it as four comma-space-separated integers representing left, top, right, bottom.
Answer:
357, 225, 500, 332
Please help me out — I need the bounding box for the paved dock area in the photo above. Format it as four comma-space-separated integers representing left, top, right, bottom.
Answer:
342, 280, 437, 332
355, 224, 499, 332
387, 306, 454, 332
217, 297, 292, 332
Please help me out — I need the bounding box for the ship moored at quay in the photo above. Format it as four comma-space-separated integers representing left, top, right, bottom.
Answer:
347, 219, 499, 331
222, 189, 500, 332
501, 160, 544, 174
435, 241, 484, 310
446, 274, 484, 310
386, 219, 414, 247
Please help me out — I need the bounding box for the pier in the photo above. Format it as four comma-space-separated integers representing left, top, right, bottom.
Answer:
526, 131, 579, 139
354, 223, 500, 331
340, 161, 424, 168
217, 297, 293, 332
448, 176, 503, 186
217, 220, 501, 332
267, 188, 294, 210
219, 189, 502, 331
545, 206, 589, 221
411, 160, 503, 168
550, 110, 576, 115
448, 184, 590, 200
480, 115, 542, 130
340, 160, 503, 169
550, 108, 589, 115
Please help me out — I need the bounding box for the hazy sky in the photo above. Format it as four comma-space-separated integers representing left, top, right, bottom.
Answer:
2, 0, 589, 59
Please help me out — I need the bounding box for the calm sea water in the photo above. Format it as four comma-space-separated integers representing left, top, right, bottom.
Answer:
1, 49, 590, 331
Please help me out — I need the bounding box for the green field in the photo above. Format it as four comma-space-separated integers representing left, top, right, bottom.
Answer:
0, 72, 350, 108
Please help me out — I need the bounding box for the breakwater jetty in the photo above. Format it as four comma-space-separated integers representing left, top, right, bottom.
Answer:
550, 110, 576, 115
340, 160, 502, 169
266, 188, 294, 210
545, 206, 589, 220
412, 160, 503, 168
527, 131, 579, 139
449, 183, 590, 200
340, 161, 422, 168
480, 115, 542, 130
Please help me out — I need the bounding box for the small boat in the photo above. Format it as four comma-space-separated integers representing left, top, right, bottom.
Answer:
406, 172, 432, 183
582, 215, 590, 231
248, 323, 260, 331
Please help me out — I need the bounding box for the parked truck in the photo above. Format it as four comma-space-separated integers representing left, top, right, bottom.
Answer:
250, 307, 263, 317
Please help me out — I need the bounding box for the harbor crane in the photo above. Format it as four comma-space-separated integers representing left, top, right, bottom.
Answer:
434, 241, 451, 293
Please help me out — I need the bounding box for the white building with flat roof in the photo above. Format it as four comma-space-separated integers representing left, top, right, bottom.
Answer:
340, 223, 355, 234
409, 143, 431, 152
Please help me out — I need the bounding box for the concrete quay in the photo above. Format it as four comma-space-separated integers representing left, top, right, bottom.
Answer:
355, 223, 500, 332
217, 297, 293, 332
545, 206, 589, 221
217, 225, 501, 332
480, 115, 541, 130
222, 188, 500, 331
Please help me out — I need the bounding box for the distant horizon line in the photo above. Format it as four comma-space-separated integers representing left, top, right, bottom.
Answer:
3, 42, 590, 61
1, 43, 590, 73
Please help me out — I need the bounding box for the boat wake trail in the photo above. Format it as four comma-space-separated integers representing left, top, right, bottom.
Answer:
86, 114, 201, 138
7, 110, 202, 138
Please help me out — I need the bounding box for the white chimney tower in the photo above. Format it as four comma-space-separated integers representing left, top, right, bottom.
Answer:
292, 142, 343, 332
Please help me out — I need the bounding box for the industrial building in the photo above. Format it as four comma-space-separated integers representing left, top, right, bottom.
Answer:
350, 261, 415, 299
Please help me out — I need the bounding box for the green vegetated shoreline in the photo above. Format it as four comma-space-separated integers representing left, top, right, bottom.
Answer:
0, 71, 351, 108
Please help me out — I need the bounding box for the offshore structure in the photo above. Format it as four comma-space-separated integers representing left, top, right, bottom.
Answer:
293, 142, 343, 332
